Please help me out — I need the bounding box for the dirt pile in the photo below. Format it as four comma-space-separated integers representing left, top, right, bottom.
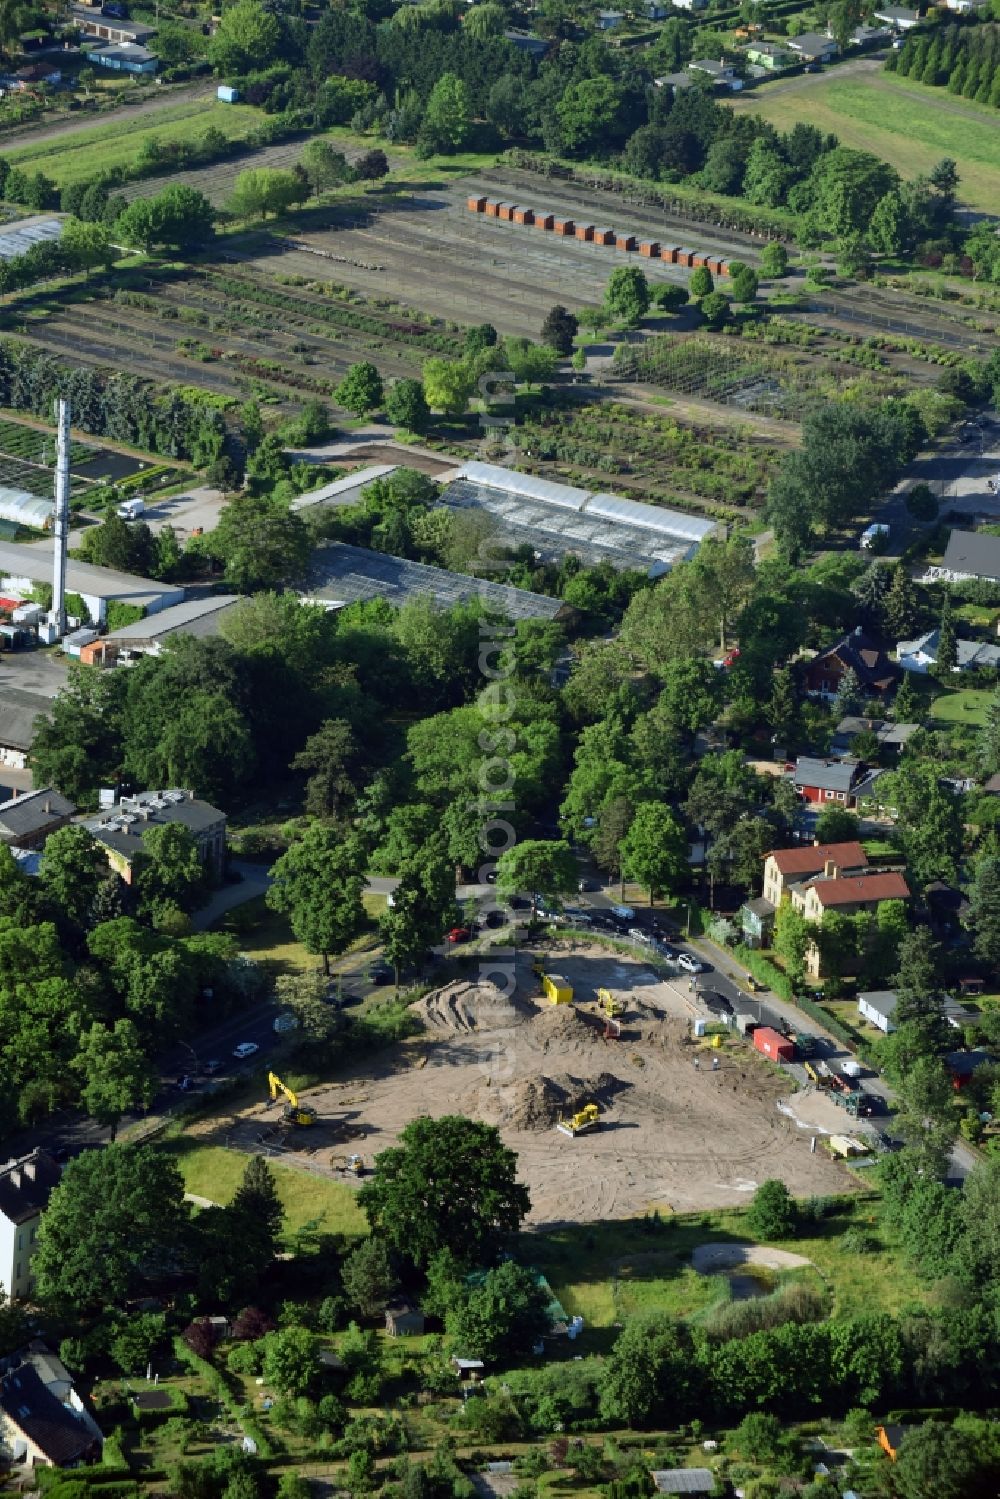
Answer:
531, 1003, 596, 1047
478, 1070, 626, 1131
415, 978, 523, 1033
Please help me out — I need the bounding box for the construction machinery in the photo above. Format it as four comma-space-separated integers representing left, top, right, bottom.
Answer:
597, 987, 625, 1017
556, 1102, 600, 1137
267, 1071, 317, 1127
345, 1153, 364, 1176
542, 972, 573, 1005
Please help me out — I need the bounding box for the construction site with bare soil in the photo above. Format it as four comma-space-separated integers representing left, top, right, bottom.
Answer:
194, 943, 855, 1228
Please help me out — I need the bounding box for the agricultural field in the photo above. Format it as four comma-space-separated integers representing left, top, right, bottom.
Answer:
509, 399, 784, 519
5, 97, 267, 188
0, 413, 169, 501
730, 69, 1000, 215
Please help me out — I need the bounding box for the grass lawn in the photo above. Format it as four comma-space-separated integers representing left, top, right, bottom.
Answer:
163, 1138, 367, 1242
930, 687, 993, 727
730, 72, 1000, 213
7, 98, 265, 186
525, 1197, 932, 1332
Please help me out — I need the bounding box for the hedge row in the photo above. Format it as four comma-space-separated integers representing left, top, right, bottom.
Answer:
735, 945, 795, 1002
173, 1336, 275, 1458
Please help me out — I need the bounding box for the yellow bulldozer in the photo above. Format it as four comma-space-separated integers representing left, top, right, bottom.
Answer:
597, 987, 625, 1017
268, 1071, 317, 1127
556, 1102, 600, 1137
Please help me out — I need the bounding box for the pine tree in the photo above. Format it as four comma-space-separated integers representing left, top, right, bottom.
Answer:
232, 1155, 284, 1245
976, 687, 1000, 777
892, 671, 919, 724
834, 665, 863, 717
935, 593, 958, 675
854, 560, 892, 629
885, 562, 919, 639
894, 928, 949, 1054
766, 666, 801, 746
969, 855, 1000, 969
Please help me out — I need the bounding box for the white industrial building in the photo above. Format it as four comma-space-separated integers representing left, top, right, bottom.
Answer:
0, 540, 183, 624
438, 461, 716, 573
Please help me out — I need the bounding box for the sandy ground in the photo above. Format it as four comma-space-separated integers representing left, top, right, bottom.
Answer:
205, 944, 854, 1225
691, 1242, 813, 1273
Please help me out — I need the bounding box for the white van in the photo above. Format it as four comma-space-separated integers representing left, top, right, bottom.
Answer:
116, 497, 146, 520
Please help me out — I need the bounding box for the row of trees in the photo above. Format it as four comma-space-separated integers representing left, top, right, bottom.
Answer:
889, 20, 1000, 109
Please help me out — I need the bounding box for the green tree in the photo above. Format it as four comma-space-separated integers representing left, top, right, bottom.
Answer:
336, 361, 384, 416
135, 823, 203, 911
33, 1145, 189, 1313
689, 264, 714, 300
355, 149, 389, 185
774, 901, 810, 987
261, 1326, 320, 1396
968, 855, 1000, 969
885, 562, 920, 639
496, 839, 577, 915
358, 1115, 530, 1268
109, 1311, 167, 1374
447, 1261, 550, 1361
385, 378, 431, 433
341, 1236, 398, 1318
556, 76, 625, 156
935, 593, 957, 675
60, 217, 113, 277
894, 1421, 1000, 1499
760, 242, 788, 277
422, 357, 474, 417
503, 338, 558, 387
598, 1315, 697, 1427
699, 291, 731, 328
619, 802, 688, 904
420, 73, 471, 152
229, 168, 306, 221
727, 261, 759, 303
115, 184, 214, 252
905, 483, 939, 523
209, 0, 282, 73
893, 925, 947, 1048
299, 139, 351, 195
267, 826, 366, 973
211, 493, 310, 593
814, 805, 860, 843
541, 305, 579, 356
804, 147, 900, 241
869, 190, 909, 256
746, 1178, 795, 1239
378, 836, 455, 985
38, 825, 109, 937
292, 719, 359, 819
603, 266, 650, 328
74, 1020, 154, 1141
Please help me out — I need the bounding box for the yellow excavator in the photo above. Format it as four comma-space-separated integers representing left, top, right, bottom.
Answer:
556, 1102, 600, 1137
268, 1071, 317, 1127
597, 987, 625, 1017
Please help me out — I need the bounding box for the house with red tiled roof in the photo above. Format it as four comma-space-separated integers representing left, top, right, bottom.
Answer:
803, 627, 899, 701
742, 841, 870, 947
793, 869, 911, 977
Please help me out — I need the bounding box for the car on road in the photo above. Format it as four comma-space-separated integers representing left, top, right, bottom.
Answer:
562, 906, 593, 926
611, 904, 636, 921
370, 961, 393, 984
233, 1042, 259, 1060
446, 926, 472, 943
628, 927, 653, 945
578, 877, 599, 892
655, 942, 679, 961
677, 952, 708, 974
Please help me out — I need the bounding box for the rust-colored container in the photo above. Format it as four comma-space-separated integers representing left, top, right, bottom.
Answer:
483, 200, 501, 218
593, 226, 615, 245
716, 258, 730, 277
677, 248, 696, 267
575, 223, 595, 241
466, 195, 487, 213
615, 233, 637, 251
640, 240, 661, 258
512, 206, 534, 225
691, 252, 707, 268
497, 203, 515, 221
662, 245, 681, 264
534, 211, 554, 230
553, 217, 575, 236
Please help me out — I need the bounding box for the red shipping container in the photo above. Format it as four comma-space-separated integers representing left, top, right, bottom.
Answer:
575, 223, 595, 241
640, 241, 661, 258
466, 195, 487, 213
535, 212, 555, 231
615, 233, 637, 251
553, 217, 576, 236
753, 1027, 794, 1062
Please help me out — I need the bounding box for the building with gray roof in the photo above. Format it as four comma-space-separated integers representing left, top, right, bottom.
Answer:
0, 540, 183, 624
941, 529, 1000, 584
291, 465, 397, 511
83, 788, 226, 881
0, 787, 74, 849
0, 687, 51, 768
302, 542, 566, 621
85, 594, 240, 666
439, 461, 715, 573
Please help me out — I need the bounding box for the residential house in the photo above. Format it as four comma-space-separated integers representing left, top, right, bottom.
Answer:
384, 1301, 425, 1336
89, 43, 159, 73
982, 773, 1000, 796
938, 529, 1000, 584
450, 1357, 484, 1380
786, 31, 839, 61
655, 69, 695, 86
10, 62, 62, 89
0, 788, 75, 850
794, 870, 911, 976
896, 627, 1000, 674
873, 4, 922, 27
638, 0, 668, 16
743, 840, 869, 946
946, 1048, 993, 1088
650, 1472, 716, 1495
803, 627, 899, 701
924, 879, 971, 939
0, 1150, 61, 1301
596, 9, 624, 26
688, 57, 738, 83
83, 788, 227, 883
503, 28, 548, 54
858, 988, 977, 1034
80, 594, 240, 667
848, 22, 893, 43
792, 756, 882, 808
0, 1362, 101, 1468
831, 716, 918, 759
669, 0, 708, 11
71, 7, 157, 45
746, 42, 793, 67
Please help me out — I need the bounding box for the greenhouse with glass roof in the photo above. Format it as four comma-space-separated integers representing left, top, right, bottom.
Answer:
0, 486, 52, 532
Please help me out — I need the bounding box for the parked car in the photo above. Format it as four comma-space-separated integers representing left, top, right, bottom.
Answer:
233, 1042, 259, 1060
677, 952, 707, 974
628, 927, 653, 945
699, 990, 733, 1015
370, 961, 393, 985
446, 926, 472, 943
611, 904, 636, 921
656, 942, 679, 961
509, 895, 531, 910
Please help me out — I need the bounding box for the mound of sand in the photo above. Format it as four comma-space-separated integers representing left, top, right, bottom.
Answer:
415, 978, 523, 1033
531, 1003, 597, 1046
474, 1069, 626, 1131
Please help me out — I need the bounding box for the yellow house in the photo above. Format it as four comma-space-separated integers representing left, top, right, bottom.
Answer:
793, 870, 911, 977
762, 841, 868, 908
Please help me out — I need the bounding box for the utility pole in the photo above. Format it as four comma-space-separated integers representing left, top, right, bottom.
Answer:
48, 398, 71, 641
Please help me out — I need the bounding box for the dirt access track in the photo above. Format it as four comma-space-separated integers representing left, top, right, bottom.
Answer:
214, 944, 853, 1227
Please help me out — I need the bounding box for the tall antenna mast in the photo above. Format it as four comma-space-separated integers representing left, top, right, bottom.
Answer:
50, 398, 70, 639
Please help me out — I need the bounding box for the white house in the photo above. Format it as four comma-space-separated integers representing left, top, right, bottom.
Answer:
0, 1352, 102, 1468
873, 4, 922, 27
896, 628, 1000, 674
858, 989, 978, 1034
0, 1151, 61, 1301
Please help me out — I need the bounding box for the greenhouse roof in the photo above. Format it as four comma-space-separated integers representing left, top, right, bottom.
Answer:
439, 462, 715, 571
0, 216, 63, 262
0, 484, 52, 530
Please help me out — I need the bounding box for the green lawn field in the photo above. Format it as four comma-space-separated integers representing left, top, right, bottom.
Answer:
930, 686, 993, 726
731, 71, 1000, 214
8, 98, 265, 187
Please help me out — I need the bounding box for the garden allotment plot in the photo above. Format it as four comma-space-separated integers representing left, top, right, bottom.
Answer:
0, 416, 157, 504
